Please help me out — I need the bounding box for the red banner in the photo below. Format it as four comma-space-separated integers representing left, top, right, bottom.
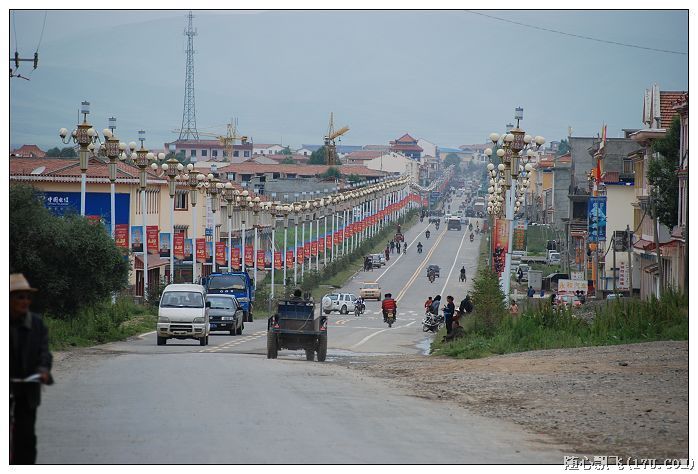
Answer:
146, 226, 159, 255
245, 245, 253, 264
174, 233, 185, 260
286, 250, 294, 268
325, 236, 332, 249
304, 241, 311, 256
232, 247, 241, 270
196, 238, 206, 263
311, 241, 318, 256
256, 250, 265, 269
215, 242, 227, 266
334, 232, 342, 244
319, 237, 325, 251
274, 252, 283, 270
297, 246, 305, 260
495, 218, 509, 254
115, 224, 129, 248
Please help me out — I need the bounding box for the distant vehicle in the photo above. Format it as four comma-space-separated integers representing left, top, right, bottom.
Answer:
369, 253, 385, 268
321, 292, 358, 315
447, 217, 462, 231
547, 252, 561, 265
206, 294, 244, 335
606, 293, 625, 301
512, 250, 527, 259
157, 284, 210, 346
267, 298, 327, 361
359, 281, 382, 301
426, 264, 441, 278
203, 272, 255, 322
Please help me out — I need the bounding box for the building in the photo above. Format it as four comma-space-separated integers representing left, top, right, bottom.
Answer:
252, 143, 285, 155
362, 152, 419, 181
12, 145, 46, 158
390, 133, 423, 160
163, 139, 254, 162
439, 147, 472, 163
673, 94, 688, 292
417, 138, 438, 160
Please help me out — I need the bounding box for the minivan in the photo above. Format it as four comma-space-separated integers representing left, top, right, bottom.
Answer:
157, 284, 210, 346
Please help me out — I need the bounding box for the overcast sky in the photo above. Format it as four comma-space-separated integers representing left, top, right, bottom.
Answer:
9, 9, 688, 152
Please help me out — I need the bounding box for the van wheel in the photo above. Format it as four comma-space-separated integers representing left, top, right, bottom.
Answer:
157, 336, 167, 346
305, 349, 315, 361
324, 310, 331, 314
317, 334, 327, 362
267, 333, 278, 359
199, 336, 208, 346
340, 305, 348, 314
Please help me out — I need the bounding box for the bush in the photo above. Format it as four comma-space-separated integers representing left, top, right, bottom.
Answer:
470, 267, 506, 336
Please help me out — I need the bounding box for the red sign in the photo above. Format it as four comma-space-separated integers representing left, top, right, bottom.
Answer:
196, 238, 206, 263
286, 250, 294, 268
256, 250, 265, 269
495, 218, 509, 254
297, 246, 305, 260
311, 241, 318, 256
334, 232, 342, 244
325, 236, 332, 249
304, 241, 311, 256
245, 245, 253, 264
232, 247, 241, 270
215, 242, 227, 266
318, 237, 325, 251
147, 226, 159, 255
115, 224, 129, 248
173, 233, 185, 260
274, 252, 283, 270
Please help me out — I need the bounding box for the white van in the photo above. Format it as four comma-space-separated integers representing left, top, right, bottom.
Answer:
547, 252, 561, 265
157, 284, 210, 346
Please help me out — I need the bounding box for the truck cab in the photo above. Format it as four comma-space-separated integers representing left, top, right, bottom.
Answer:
202, 272, 255, 322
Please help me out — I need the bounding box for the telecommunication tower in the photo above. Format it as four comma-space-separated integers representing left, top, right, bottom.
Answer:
179, 11, 199, 141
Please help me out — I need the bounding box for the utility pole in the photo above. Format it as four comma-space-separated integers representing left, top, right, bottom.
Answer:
627, 225, 633, 296
612, 234, 617, 294
651, 195, 664, 297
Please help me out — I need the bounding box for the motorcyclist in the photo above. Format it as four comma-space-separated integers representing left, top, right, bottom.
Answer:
402, 245, 407, 255
417, 242, 423, 253
470, 232, 474, 242
425, 230, 431, 239
381, 293, 397, 322
427, 268, 436, 282
469, 223, 473, 232
459, 266, 466, 282
354, 297, 365, 315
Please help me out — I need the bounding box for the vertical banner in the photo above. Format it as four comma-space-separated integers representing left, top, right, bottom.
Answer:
232, 247, 241, 270
256, 250, 265, 269
325, 235, 332, 249
146, 226, 159, 255
304, 241, 311, 257
131, 226, 144, 253
115, 224, 129, 249
588, 197, 607, 243
184, 239, 193, 263
618, 261, 628, 290
159, 232, 171, 258
512, 220, 527, 252
174, 234, 185, 262
206, 242, 213, 264
286, 250, 294, 268
245, 245, 254, 264
196, 238, 206, 263
274, 251, 283, 270
311, 240, 318, 256
318, 237, 325, 252
216, 242, 227, 266
297, 246, 305, 261
495, 218, 509, 253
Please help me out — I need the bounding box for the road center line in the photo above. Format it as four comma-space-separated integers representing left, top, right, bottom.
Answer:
440, 229, 469, 295
396, 227, 448, 302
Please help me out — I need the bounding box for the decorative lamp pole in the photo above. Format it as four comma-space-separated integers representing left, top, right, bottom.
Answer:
280, 204, 290, 285
223, 183, 237, 272
239, 189, 249, 273
133, 130, 159, 299
59, 100, 97, 216
251, 196, 261, 289
293, 202, 301, 285
184, 164, 201, 283
162, 157, 184, 283
208, 176, 222, 273
101, 123, 121, 238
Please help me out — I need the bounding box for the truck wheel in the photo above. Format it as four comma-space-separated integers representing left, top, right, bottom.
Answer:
157, 336, 166, 346
305, 349, 315, 361
340, 305, 348, 314
267, 333, 278, 359
317, 334, 327, 362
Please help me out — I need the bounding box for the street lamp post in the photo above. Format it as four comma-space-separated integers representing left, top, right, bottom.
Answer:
293, 203, 300, 285
251, 196, 261, 288
280, 205, 290, 285
59, 100, 97, 216
184, 165, 202, 284
101, 123, 121, 238
208, 176, 222, 274
162, 157, 184, 283
223, 183, 237, 273
240, 190, 250, 274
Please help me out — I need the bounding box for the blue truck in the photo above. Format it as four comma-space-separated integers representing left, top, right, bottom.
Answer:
202, 272, 255, 322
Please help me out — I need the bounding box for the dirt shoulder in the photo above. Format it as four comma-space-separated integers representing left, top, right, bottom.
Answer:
342, 340, 688, 461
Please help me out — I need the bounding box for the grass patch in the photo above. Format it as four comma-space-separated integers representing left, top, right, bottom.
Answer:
431, 289, 688, 359
45, 297, 157, 351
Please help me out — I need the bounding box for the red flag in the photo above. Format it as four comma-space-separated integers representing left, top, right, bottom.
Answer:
256, 250, 265, 269
115, 224, 129, 249
215, 242, 227, 266
297, 246, 305, 260
232, 247, 241, 270
245, 245, 253, 264
173, 233, 185, 260
311, 241, 318, 256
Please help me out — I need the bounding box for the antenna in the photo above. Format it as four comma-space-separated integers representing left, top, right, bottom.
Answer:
178, 11, 199, 141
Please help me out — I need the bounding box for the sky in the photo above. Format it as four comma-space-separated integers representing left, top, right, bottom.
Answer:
8, 9, 689, 152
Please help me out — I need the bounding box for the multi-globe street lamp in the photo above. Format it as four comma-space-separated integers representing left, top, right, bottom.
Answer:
161, 156, 185, 283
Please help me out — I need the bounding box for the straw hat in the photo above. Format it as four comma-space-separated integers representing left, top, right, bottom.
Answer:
10, 274, 37, 293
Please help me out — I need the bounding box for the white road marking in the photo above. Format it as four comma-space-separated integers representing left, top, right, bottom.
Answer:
350, 328, 390, 349
440, 229, 469, 295
138, 331, 156, 339
375, 221, 433, 282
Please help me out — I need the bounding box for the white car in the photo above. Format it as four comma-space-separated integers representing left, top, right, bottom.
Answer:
321, 293, 358, 315
157, 284, 210, 346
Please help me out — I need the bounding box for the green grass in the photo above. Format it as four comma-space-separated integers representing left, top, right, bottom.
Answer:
45, 297, 157, 351
431, 290, 688, 359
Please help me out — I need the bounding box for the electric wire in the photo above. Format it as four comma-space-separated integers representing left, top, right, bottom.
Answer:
35, 11, 47, 54
466, 10, 687, 56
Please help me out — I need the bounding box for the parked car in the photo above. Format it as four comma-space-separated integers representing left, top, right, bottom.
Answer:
321, 292, 358, 315
359, 281, 382, 300
157, 284, 210, 346
206, 294, 244, 335
606, 293, 625, 301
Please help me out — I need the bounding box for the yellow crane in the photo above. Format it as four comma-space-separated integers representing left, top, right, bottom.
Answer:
172, 120, 248, 162
324, 113, 349, 166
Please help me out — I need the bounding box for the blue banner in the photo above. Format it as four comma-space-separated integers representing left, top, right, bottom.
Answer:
131, 226, 143, 253
588, 197, 607, 242
159, 233, 171, 258
42, 192, 130, 231
183, 239, 193, 263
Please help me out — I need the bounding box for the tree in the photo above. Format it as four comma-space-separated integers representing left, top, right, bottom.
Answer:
320, 166, 341, 180
280, 157, 296, 165
45, 147, 61, 157
280, 146, 292, 155
648, 116, 680, 229
443, 153, 461, 169
346, 174, 362, 183
557, 139, 570, 156
309, 146, 327, 165
10, 184, 129, 317
471, 267, 507, 336
59, 147, 77, 158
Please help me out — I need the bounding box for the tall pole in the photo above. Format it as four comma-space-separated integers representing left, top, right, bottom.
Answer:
301, 218, 305, 279
241, 210, 246, 274
228, 208, 232, 273
627, 225, 633, 296
283, 219, 288, 285
342, 209, 347, 256
271, 213, 276, 300
612, 234, 617, 294
253, 216, 258, 288
294, 216, 298, 285
331, 211, 336, 262
323, 214, 328, 267
142, 183, 148, 297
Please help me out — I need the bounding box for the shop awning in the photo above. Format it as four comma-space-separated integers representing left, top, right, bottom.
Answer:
135, 255, 170, 270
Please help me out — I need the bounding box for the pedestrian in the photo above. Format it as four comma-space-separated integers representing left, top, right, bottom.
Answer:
517, 267, 523, 284
540, 288, 545, 298
527, 286, 535, 298
459, 294, 473, 314
509, 300, 519, 316
10, 274, 53, 464
424, 296, 433, 314
443, 295, 456, 335
384, 247, 390, 262
396, 241, 401, 253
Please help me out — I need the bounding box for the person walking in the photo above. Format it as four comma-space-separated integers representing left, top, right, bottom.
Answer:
424, 296, 433, 314
390, 240, 395, 254
443, 295, 456, 335
384, 247, 390, 262
10, 274, 53, 464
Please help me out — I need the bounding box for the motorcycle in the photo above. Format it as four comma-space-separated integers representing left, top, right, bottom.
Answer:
402, 246, 407, 255
425, 231, 431, 240
470, 233, 474, 242
428, 272, 436, 283
417, 245, 423, 254
354, 301, 365, 317
422, 310, 444, 333
385, 310, 396, 328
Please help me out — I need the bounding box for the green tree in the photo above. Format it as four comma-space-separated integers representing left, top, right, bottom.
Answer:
280, 157, 296, 164
648, 116, 680, 229
10, 184, 130, 318
59, 147, 77, 158
320, 166, 341, 180
557, 139, 570, 156
471, 267, 507, 336
309, 146, 327, 165
280, 146, 292, 155
45, 147, 62, 157
443, 153, 461, 169
346, 174, 362, 183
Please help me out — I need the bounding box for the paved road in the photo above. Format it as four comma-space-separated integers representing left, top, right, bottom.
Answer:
37, 195, 567, 464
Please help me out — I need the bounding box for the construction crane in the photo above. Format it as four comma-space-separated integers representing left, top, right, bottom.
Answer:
324, 113, 349, 166
173, 119, 248, 162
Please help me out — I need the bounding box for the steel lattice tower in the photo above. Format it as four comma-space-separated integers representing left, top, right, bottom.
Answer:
179, 11, 199, 141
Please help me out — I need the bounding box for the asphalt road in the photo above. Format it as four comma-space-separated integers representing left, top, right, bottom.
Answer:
36, 195, 567, 464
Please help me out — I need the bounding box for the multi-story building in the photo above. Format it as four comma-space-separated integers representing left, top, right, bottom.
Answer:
163, 139, 254, 162
390, 133, 423, 160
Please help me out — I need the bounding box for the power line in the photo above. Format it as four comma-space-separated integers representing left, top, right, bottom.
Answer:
466, 10, 687, 56
35, 11, 47, 54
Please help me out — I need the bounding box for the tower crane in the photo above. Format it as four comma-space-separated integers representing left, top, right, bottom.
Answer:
173, 119, 248, 162
324, 112, 349, 166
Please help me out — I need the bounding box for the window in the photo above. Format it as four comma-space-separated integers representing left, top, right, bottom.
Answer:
212, 150, 218, 157
244, 150, 250, 158
190, 149, 196, 158
233, 151, 239, 157
201, 149, 207, 157
623, 159, 633, 174
175, 190, 188, 210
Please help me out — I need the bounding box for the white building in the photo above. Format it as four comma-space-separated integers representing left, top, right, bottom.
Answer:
417, 138, 438, 160
253, 143, 285, 155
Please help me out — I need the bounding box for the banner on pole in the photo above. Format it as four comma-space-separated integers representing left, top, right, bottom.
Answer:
147, 226, 159, 255
131, 226, 144, 253
115, 224, 129, 249
215, 242, 227, 266
494, 219, 509, 254
311, 241, 318, 256
245, 245, 254, 264
286, 250, 294, 268
159, 232, 171, 258
206, 242, 213, 264
588, 197, 607, 243
174, 234, 185, 262
318, 237, 325, 251
183, 239, 193, 263
196, 239, 206, 263
257, 250, 265, 269
232, 247, 241, 270
274, 252, 283, 270
297, 246, 305, 260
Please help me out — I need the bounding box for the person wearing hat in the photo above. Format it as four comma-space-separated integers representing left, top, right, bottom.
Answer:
10, 273, 53, 464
